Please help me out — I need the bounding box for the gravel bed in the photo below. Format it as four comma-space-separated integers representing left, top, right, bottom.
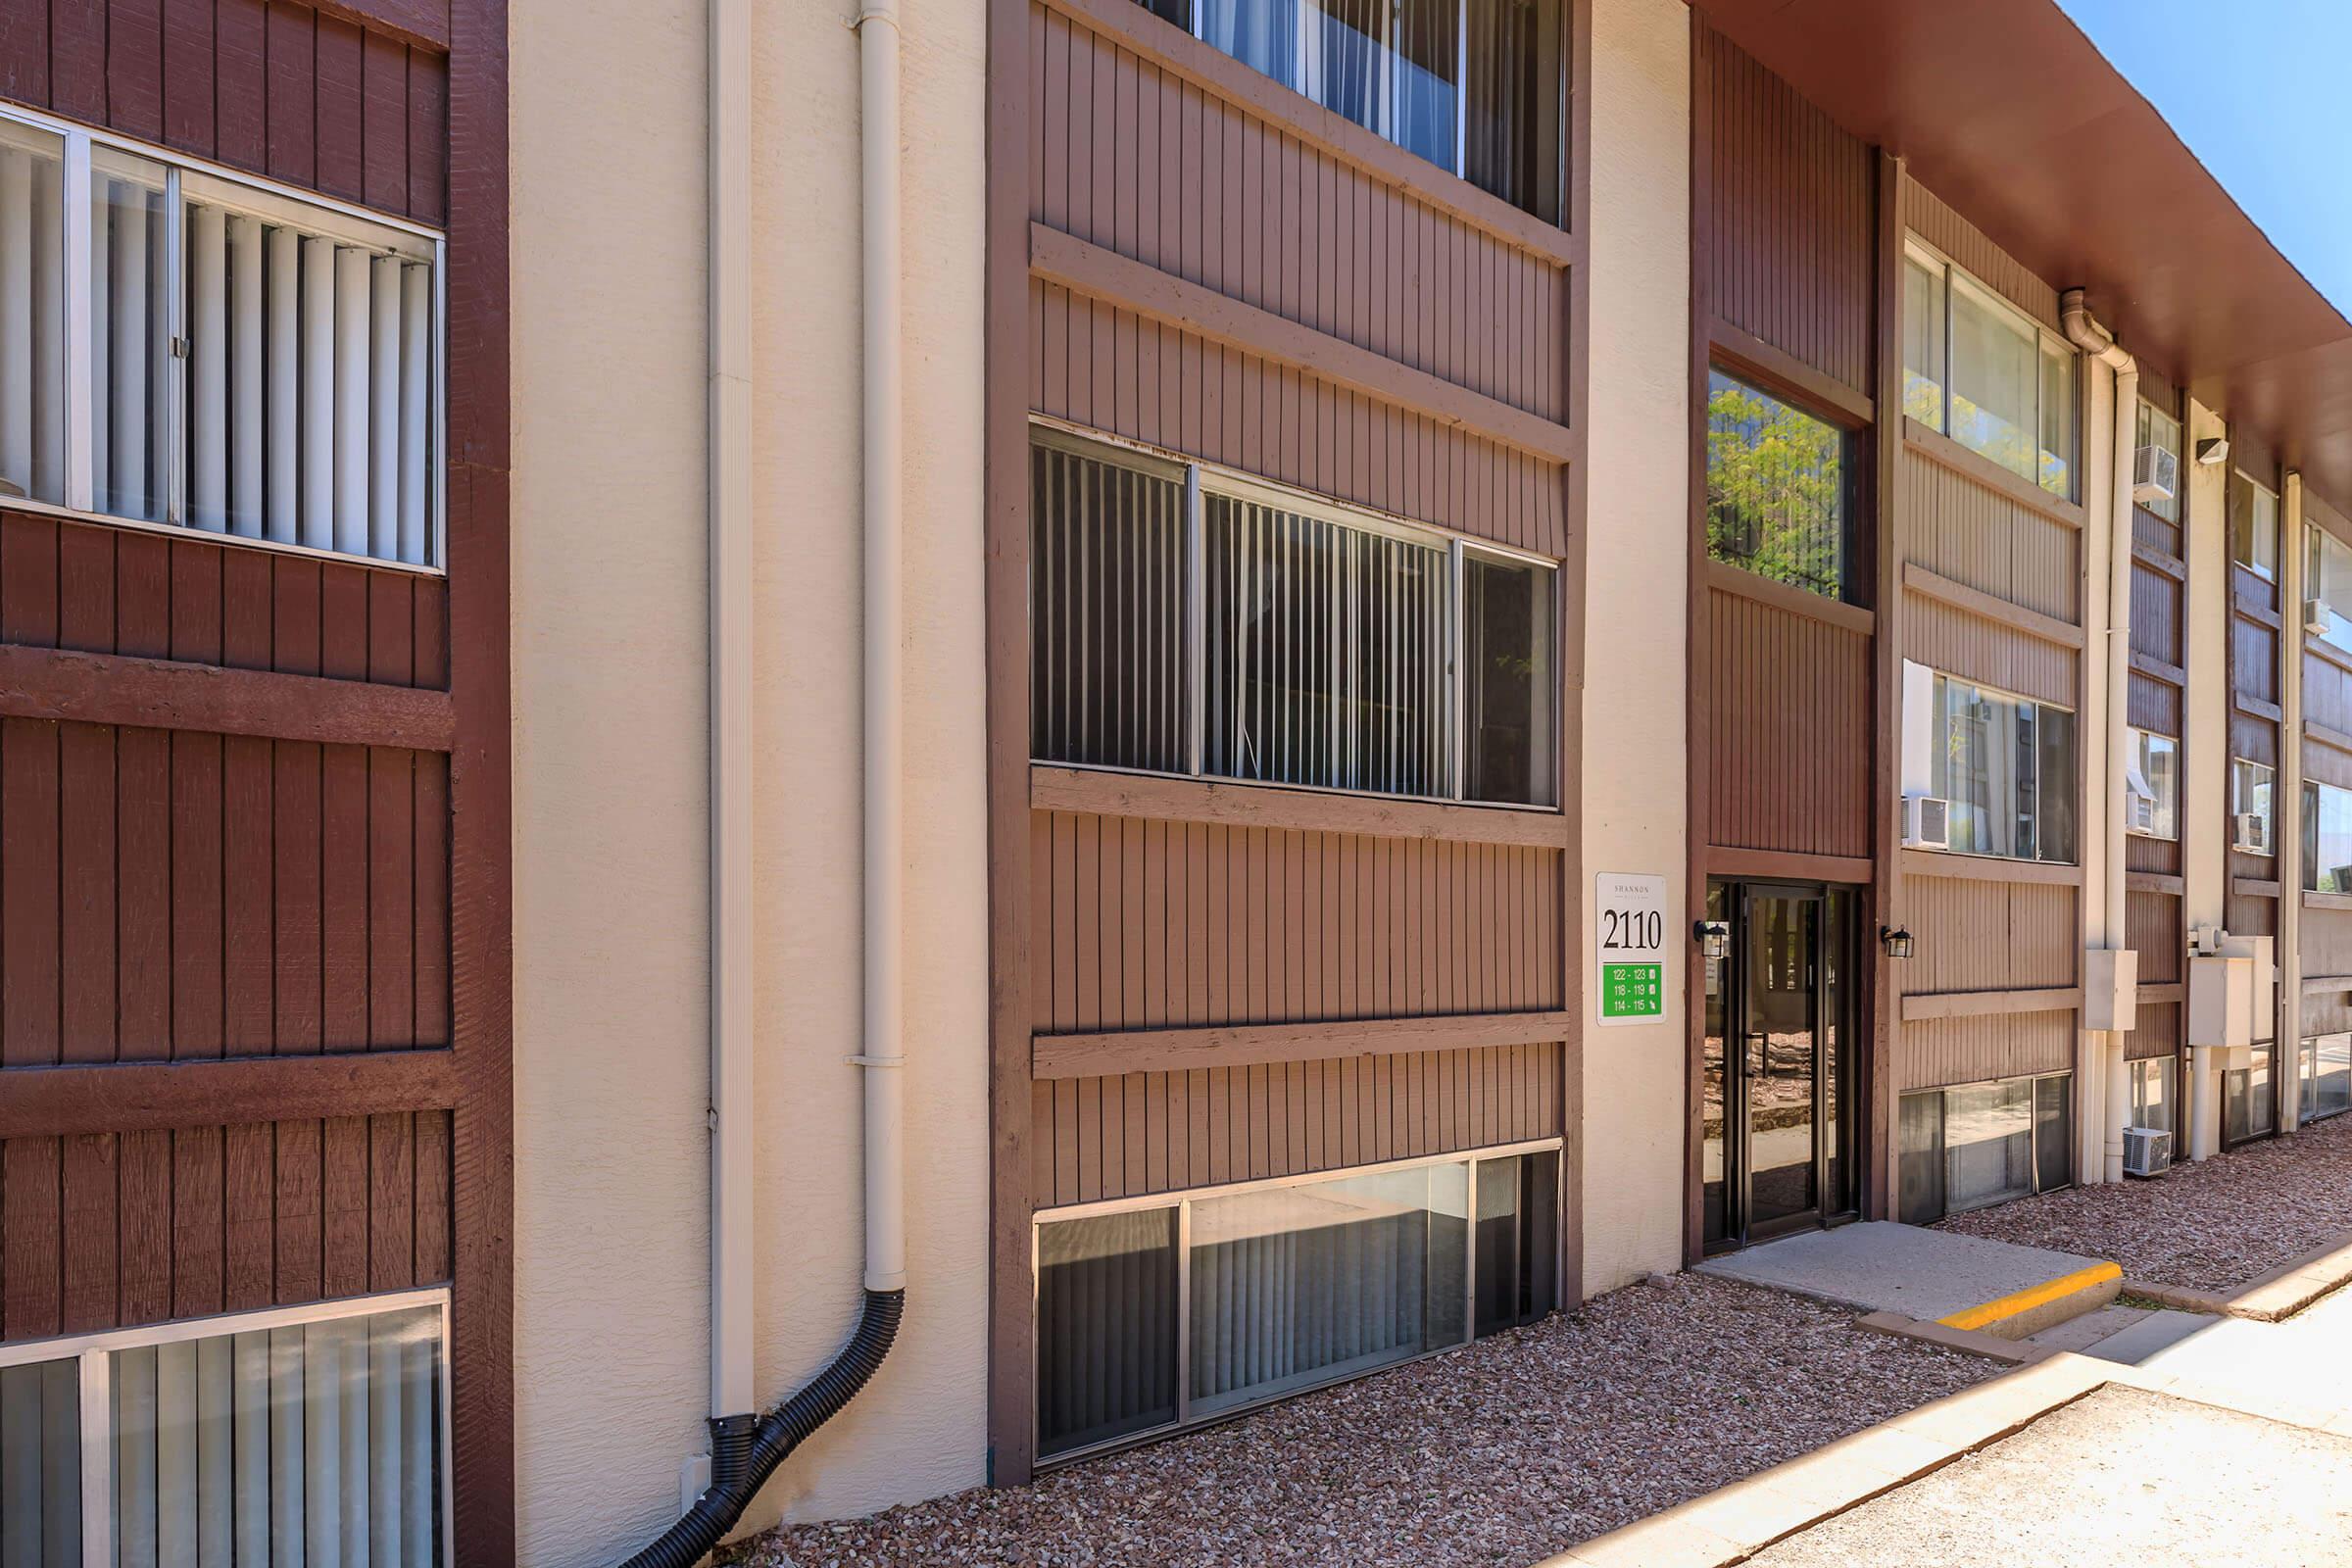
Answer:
740, 1274, 1996, 1568
1937, 1111, 2352, 1296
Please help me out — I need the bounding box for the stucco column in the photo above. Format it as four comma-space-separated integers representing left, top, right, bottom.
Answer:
2077, 344, 2119, 1182
2280, 470, 2308, 1134
1580, 0, 1690, 1292
2183, 398, 2231, 1158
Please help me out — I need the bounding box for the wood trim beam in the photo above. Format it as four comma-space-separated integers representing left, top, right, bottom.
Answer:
2304, 974, 2352, 996
1902, 417, 2088, 531
1707, 318, 1875, 426
1899, 987, 2082, 1023
1900, 564, 2085, 650
2232, 876, 2285, 899
2234, 587, 2283, 631
2131, 542, 2187, 583
1036, 0, 1579, 268
2237, 691, 2285, 724
1706, 845, 1877, 886
2306, 717, 2352, 758
2306, 892, 2352, 913
0, 1050, 460, 1141
0, 642, 457, 751
1031, 224, 1575, 465
2130, 650, 2187, 689
1029, 764, 1572, 848
2134, 982, 2185, 1005
1033, 1010, 1576, 1079
1702, 560, 1877, 637
283, 0, 453, 52
2127, 870, 2186, 895
1899, 848, 2083, 887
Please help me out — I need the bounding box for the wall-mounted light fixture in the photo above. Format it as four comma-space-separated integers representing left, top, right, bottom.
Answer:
1881, 925, 1916, 959
2196, 435, 2230, 466
1693, 920, 1731, 960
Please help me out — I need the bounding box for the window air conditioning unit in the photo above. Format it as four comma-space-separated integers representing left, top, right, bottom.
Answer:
2308, 598, 2334, 638
2232, 811, 2272, 855
2123, 1126, 2172, 1179
2132, 444, 2179, 506
1902, 794, 1951, 851
2125, 792, 2157, 835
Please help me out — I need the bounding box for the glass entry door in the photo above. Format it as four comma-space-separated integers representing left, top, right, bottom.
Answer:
1703, 881, 1857, 1250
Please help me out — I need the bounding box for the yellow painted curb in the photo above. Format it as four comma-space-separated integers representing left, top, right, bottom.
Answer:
1936, 1260, 2121, 1332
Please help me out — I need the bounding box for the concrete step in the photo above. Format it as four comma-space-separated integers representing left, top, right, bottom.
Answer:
1698, 1221, 2122, 1340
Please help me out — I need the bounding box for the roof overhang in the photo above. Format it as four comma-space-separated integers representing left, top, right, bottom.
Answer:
1695, 0, 2352, 507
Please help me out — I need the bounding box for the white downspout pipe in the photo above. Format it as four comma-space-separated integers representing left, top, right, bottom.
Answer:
709, 0, 757, 1425
856, 0, 908, 1297
2062, 290, 2135, 1183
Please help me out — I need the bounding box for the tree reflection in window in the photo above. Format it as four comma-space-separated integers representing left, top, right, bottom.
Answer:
1706, 369, 1848, 603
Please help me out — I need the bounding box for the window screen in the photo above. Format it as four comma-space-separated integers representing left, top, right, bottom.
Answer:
0, 120, 67, 509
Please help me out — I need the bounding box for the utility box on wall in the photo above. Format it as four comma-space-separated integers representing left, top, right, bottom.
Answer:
2188, 933, 2274, 1059
2083, 948, 2138, 1032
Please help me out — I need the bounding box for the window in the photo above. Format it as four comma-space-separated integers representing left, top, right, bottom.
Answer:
2303, 779, 2352, 893
1033, 1145, 1558, 1460
1903, 243, 2078, 501
0, 104, 442, 567
2225, 1046, 2277, 1147
2232, 759, 2275, 856
0, 1294, 448, 1563
2299, 1035, 2352, 1124
2308, 523, 2352, 656
1925, 669, 2078, 863
1030, 428, 1559, 807
2230, 468, 2278, 578
1896, 1075, 2071, 1222
2136, 402, 2181, 525
2123, 728, 2179, 841
1145, 0, 1567, 223
1704, 368, 1850, 602
2129, 1055, 2175, 1135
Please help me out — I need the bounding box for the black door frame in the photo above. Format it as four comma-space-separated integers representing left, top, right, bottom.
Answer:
1705, 878, 1861, 1253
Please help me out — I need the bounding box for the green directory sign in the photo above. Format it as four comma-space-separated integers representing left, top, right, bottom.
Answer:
1594, 872, 1668, 1026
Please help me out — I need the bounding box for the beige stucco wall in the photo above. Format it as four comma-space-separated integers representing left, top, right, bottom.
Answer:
510, 0, 992, 1559
1579, 0, 1691, 1294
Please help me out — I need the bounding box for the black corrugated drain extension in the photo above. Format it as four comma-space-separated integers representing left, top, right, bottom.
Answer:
612, 1288, 905, 1568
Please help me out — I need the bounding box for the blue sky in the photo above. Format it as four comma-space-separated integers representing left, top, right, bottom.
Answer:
2059, 0, 2352, 318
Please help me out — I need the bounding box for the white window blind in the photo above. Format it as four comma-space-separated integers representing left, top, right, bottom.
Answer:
0, 104, 442, 568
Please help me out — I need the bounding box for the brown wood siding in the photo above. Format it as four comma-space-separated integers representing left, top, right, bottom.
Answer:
1029, 1040, 1562, 1206
2130, 559, 2182, 672
2305, 906, 2352, 989
1028, 3, 1567, 425
0, 0, 448, 224
1900, 593, 2077, 710
1899, 1009, 2074, 1092
2126, 1002, 2180, 1062
1030, 279, 1568, 556
0, 717, 447, 1064
0, 1110, 450, 1340
1701, 586, 1871, 858
1029, 810, 1564, 1032
2306, 646, 2352, 744
1904, 874, 2079, 993
1901, 450, 2079, 625
2129, 889, 2182, 984
1694, 23, 1873, 396
2125, 834, 2180, 879
0, 513, 448, 687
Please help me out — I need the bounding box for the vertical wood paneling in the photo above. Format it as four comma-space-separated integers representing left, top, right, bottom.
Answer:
0, 1113, 452, 1341
1030, 1041, 1564, 1205
1703, 588, 1871, 858
1901, 450, 2081, 623
1030, 810, 1563, 1032
2128, 889, 2182, 984
1900, 1010, 2075, 1091
1697, 23, 1874, 394
1904, 875, 2081, 992
2125, 1003, 2180, 1062
1900, 594, 2077, 710
1903, 176, 2061, 329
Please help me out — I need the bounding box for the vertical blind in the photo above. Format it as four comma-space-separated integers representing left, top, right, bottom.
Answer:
1030, 430, 1558, 806
0, 1360, 80, 1568
0, 108, 440, 567
1034, 1148, 1557, 1460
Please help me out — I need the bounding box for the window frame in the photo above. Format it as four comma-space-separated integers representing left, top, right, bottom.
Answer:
2304, 777, 2352, 894
1702, 360, 1862, 607
1917, 665, 2080, 866
1901, 236, 2081, 503
1895, 1071, 2074, 1222
0, 1286, 455, 1566
2229, 467, 2280, 582
1030, 418, 1563, 810
2306, 517, 2352, 656
2123, 726, 2180, 842
2231, 757, 2276, 856
1030, 1137, 1563, 1465
2299, 1033, 2352, 1124
0, 98, 448, 576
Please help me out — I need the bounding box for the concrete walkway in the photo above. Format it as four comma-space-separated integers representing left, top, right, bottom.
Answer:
1697, 1221, 2121, 1337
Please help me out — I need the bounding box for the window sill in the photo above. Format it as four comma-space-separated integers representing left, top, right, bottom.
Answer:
1029, 763, 1569, 849
1899, 848, 2082, 887
0, 494, 446, 579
